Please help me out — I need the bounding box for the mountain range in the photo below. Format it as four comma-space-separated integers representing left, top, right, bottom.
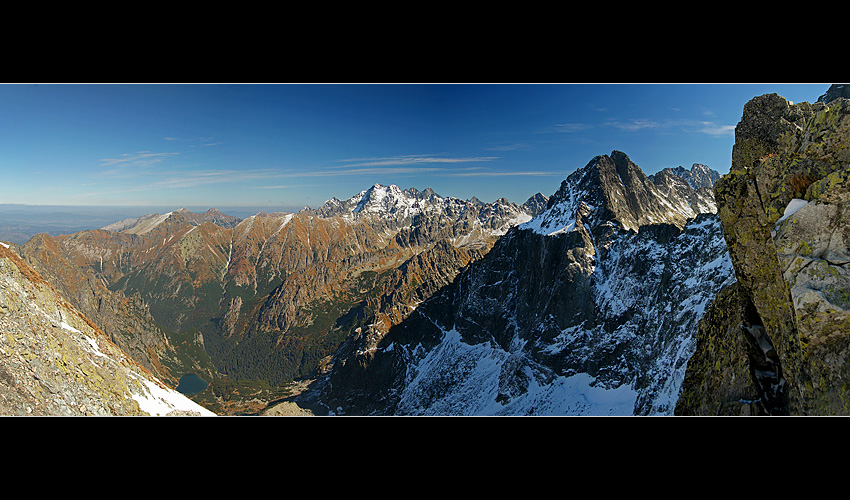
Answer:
0, 157, 736, 415
303, 153, 734, 415
3, 86, 848, 416
6, 184, 547, 414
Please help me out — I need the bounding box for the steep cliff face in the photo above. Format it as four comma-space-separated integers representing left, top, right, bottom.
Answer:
309, 152, 733, 415
677, 91, 850, 415
0, 243, 213, 416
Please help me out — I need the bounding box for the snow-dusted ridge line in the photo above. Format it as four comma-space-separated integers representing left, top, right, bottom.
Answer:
517, 155, 718, 237
392, 328, 638, 416
101, 211, 174, 235
386, 213, 735, 416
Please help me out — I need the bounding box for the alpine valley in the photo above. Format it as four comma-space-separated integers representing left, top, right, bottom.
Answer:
0, 152, 732, 416
5, 185, 547, 414
2, 86, 848, 417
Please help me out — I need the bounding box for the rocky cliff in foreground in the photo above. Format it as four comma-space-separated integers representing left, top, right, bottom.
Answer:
0, 242, 214, 416
677, 90, 850, 415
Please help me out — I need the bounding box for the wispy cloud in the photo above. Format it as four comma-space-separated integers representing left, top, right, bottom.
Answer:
697, 122, 735, 136
163, 136, 221, 147
443, 170, 560, 177
604, 119, 663, 132
333, 155, 499, 169
98, 151, 179, 169
284, 154, 503, 178
484, 142, 533, 151
553, 123, 592, 133
601, 118, 734, 136
545, 111, 735, 137
148, 169, 282, 189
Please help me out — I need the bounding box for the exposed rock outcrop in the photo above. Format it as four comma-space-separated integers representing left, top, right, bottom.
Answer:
677, 92, 850, 415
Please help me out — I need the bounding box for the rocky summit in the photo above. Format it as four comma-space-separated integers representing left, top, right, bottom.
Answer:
676, 91, 850, 416
304, 151, 733, 416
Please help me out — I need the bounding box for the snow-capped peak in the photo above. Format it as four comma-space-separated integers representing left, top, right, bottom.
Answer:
519, 159, 597, 236
351, 183, 419, 214
520, 151, 720, 237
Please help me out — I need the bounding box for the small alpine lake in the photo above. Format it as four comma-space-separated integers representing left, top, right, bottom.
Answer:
176, 373, 208, 396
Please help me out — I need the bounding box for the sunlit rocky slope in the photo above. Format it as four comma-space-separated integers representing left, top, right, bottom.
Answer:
0, 242, 213, 416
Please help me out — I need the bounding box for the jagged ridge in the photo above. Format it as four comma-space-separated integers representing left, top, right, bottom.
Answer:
309, 151, 734, 415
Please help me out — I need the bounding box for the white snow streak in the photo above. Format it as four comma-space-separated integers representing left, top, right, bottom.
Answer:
777, 198, 808, 224
395, 328, 637, 416
129, 374, 215, 416
59, 321, 81, 334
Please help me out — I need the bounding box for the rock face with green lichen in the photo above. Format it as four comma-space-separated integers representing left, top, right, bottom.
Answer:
676, 91, 850, 415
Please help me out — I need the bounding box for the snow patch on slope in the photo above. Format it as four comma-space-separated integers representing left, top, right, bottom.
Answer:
129, 373, 216, 416
394, 328, 637, 416
777, 198, 809, 224
387, 213, 734, 416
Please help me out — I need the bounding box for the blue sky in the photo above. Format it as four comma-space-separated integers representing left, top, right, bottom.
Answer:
0, 83, 830, 212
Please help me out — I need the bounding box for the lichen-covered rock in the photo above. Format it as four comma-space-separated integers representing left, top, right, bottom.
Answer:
677, 92, 850, 415
675, 283, 765, 415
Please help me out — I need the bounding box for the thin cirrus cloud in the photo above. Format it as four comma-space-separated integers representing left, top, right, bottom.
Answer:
325, 155, 561, 178
553, 123, 593, 133
607, 117, 736, 135
163, 136, 222, 147
80, 168, 283, 198
148, 169, 283, 189
551, 117, 735, 136
93, 154, 502, 192
697, 122, 736, 136
443, 170, 559, 177
313, 154, 505, 177
331, 155, 499, 168
90, 153, 557, 195
98, 151, 180, 172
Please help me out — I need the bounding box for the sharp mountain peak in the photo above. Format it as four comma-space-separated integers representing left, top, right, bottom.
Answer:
524, 150, 719, 236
